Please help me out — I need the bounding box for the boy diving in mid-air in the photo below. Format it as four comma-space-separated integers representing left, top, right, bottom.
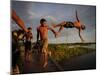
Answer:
52, 10, 86, 42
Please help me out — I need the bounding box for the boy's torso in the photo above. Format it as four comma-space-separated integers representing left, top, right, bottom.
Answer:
38, 25, 48, 40
25, 32, 32, 41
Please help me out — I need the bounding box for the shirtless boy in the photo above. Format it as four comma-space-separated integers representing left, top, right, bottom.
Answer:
52, 10, 86, 42
12, 10, 28, 74
37, 18, 58, 68
23, 27, 33, 60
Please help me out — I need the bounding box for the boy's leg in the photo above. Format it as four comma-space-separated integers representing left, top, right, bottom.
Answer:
43, 52, 48, 68
12, 64, 20, 75
52, 24, 62, 28
58, 25, 64, 33
52, 21, 66, 28
15, 64, 20, 74
42, 39, 48, 68
25, 41, 31, 61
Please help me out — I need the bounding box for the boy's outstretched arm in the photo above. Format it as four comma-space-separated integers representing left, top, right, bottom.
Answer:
12, 10, 28, 32
48, 27, 59, 38
78, 29, 84, 42
76, 10, 80, 22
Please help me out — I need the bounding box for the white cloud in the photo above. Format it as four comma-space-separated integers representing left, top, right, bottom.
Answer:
44, 15, 58, 22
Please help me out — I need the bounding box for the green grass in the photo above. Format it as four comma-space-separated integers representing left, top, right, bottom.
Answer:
48, 44, 96, 62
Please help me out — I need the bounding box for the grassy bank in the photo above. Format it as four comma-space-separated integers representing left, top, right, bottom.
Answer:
48, 44, 96, 62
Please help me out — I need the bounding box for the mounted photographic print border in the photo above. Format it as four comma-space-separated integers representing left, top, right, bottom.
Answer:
11, 0, 96, 74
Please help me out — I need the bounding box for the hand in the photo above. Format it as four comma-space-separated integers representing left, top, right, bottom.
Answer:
55, 32, 60, 38
24, 28, 28, 33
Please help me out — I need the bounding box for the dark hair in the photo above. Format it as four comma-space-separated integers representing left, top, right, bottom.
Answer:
81, 25, 85, 30
40, 18, 47, 24
27, 27, 32, 30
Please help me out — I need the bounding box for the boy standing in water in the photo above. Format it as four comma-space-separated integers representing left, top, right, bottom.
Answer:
23, 27, 33, 61
12, 10, 28, 74
37, 18, 59, 68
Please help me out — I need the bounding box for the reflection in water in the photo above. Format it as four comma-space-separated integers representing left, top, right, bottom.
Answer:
68, 44, 96, 49
12, 42, 96, 74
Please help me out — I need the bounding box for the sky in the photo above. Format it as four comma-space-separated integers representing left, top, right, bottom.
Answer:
11, 1, 96, 43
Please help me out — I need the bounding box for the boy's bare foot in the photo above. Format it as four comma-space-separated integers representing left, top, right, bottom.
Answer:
48, 51, 51, 57
15, 65, 20, 74
43, 62, 48, 68
12, 65, 20, 75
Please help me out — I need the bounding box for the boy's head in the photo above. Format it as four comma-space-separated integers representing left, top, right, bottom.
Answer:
40, 18, 47, 26
27, 27, 32, 32
81, 25, 85, 30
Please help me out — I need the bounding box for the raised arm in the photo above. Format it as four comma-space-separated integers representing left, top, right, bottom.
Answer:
78, 29, 84, 42
76, 10, 80, 22
12, 10, 28, 32
48, 27, 58, 38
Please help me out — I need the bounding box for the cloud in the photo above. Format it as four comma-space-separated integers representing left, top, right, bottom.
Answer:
12, 1, 96, 43
26, 11, 58, 23
27, 11, 38, 20
45, 16, 57, 21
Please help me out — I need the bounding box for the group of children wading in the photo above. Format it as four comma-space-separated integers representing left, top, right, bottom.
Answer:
12, 10, 86, 74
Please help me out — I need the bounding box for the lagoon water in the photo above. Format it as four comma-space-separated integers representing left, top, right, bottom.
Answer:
68, 44, 96, 49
